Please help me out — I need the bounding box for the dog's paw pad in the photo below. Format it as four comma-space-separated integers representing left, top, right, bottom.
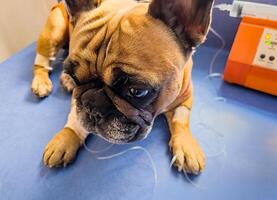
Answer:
60, 72, 76, 93
43, 128, 81, 168
170, 134, 205, 175
31, 75, 53, 98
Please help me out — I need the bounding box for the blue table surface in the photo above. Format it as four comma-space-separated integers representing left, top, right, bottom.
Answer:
0, 44, 276, 200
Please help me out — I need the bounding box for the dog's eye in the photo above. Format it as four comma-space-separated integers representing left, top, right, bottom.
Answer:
127, 88, 149, 98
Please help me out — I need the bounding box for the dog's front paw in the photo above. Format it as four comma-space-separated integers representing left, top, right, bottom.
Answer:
60, 72, 76, 93
31, 74, 53, 98
43, 128, 82, 168
170, 132, 205, 175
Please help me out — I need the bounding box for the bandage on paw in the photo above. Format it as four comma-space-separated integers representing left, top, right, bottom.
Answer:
34, 53, 55, 71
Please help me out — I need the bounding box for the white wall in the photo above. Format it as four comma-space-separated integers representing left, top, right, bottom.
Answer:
0, 0, 56, 62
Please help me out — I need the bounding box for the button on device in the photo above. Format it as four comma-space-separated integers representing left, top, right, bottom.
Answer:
269, 56, 275, 61
260, 54, 266, 59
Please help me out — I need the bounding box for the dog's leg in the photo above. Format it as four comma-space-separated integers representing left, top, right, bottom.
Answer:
165, 92, 205, 175
32, 7, 68, 97
43, 100, 89, 167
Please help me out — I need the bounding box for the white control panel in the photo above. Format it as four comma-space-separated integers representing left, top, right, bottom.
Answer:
253, 28, 277, 71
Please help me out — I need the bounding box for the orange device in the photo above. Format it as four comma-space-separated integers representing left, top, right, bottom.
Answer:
224, 17, 277, 96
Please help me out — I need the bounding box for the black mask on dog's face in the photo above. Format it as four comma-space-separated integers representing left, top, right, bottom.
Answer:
71, 74, 158, 144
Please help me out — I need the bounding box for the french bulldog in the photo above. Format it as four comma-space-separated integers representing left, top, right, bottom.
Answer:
32, 0, 214, 174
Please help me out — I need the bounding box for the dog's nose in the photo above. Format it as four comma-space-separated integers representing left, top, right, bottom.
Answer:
81, 88, 115, 116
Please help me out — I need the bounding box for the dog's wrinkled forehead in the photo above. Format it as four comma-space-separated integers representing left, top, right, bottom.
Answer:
101, 9, 187, 86
64, 0, 144, 82
64, 0, 214, 85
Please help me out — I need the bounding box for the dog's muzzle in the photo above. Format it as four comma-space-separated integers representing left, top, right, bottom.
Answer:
72, 80, 154, 143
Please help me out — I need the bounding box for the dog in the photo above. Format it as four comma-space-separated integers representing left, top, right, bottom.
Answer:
32, 0, 214, 174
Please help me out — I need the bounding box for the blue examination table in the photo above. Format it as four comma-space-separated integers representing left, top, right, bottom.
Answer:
0, 43, 277, 199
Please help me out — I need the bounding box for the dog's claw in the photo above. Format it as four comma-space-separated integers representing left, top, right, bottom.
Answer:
170, 155, 177, 168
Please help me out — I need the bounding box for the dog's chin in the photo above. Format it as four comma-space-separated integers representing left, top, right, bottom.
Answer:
93, 126, 151, 144
76, 110, 153, 144
93, 124, 152, 144
94, 125, 139, 144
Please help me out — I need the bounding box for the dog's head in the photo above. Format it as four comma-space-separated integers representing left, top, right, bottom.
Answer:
64, 0, 214, 144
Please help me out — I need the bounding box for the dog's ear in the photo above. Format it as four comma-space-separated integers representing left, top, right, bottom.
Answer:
65, 0, 97, 18
148, 0, 214, 49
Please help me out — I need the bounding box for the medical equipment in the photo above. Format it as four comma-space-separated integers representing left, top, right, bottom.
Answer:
215, 1, 277, 96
